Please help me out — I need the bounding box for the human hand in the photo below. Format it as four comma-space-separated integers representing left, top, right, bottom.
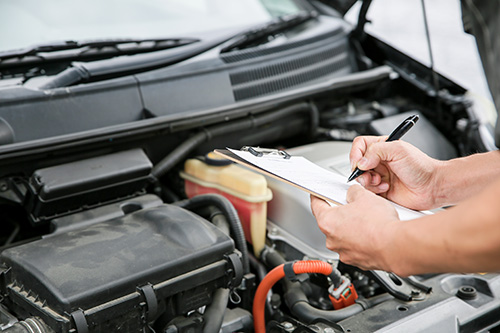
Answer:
350, 136, 442, 210
310, 186, 400, 271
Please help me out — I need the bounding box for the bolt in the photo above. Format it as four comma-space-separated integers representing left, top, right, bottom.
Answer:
309, 325, 321, 333
282, 322, 294, 330
457, 285, 477, 300
164, 326, 178, 333
323, 328, 335, 333
270, 227, 278, 235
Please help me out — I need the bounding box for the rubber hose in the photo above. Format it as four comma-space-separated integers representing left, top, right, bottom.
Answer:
151, 131, 209, 179
174, 194, 249, 274
261, 246, 302, 291
352, 292, 393, 309
202, 288, 230, 333
1, 317, 53, 333
308, 102, 320, 138
261, 246, 285, 266
289, 299, 363, 324
40, 65, 89, 89
261, 247, 365, 323
253, 261, 333, 333
249, 254, 274, 315
151, 103, 312, 178
288, 291, 393, 324
211, 211, 231, 236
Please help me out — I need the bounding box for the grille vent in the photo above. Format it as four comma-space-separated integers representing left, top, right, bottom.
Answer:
225, 31, 352, 101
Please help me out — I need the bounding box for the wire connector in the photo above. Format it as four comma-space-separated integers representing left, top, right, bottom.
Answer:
328, 276, 358, 310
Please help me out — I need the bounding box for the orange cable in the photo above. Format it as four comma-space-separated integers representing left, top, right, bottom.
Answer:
252, 260, 333, 333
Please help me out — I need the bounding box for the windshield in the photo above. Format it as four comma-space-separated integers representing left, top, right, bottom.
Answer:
0, 0, 303, 53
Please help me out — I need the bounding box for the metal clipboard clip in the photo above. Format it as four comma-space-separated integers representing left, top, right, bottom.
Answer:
241, 146, 291, 159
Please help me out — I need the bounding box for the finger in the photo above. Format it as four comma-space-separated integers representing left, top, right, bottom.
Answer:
346, 184, 372, 203
363, 181, 390, 194
369, 171, 382, 186
356, 173, 371, 187
356, 171, 380, 187
349, 136, 386, 170
357, 140, 406, 171
310, 195, 330, 216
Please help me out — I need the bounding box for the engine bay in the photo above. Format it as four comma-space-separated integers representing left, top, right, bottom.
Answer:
1, 133, 500, 332
0, 4, 499, 332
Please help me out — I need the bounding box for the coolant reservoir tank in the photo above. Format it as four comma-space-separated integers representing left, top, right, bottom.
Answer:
180, 153, 272, 256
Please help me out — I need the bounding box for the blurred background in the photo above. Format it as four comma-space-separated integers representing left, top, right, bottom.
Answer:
346, 0, 496, 126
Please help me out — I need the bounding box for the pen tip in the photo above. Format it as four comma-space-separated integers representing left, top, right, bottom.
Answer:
347, 168, 363, 183
347, 174, 355, 183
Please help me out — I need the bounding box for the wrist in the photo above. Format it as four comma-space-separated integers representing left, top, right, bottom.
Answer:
383, 221, 418, 277
375, 218, 402, 273
430, 159, 451, 208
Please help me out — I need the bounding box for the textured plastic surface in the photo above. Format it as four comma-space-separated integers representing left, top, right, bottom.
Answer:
225, 23, 352, 101
1, 204, 234, 314
27, 149, 152, 222
0, 76, 144, 143
0, 16, 351, 145
32, 149, 151, 200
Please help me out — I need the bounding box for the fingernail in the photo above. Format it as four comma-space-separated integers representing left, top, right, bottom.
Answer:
379, 183, 389, 192
358, 157, 368, 169
357, 177, 365, 186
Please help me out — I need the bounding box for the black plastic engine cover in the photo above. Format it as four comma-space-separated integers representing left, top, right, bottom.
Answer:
0, 204, 236, 332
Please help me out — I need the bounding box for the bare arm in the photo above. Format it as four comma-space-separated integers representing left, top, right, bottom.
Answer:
388, 175, 500, 276
434, 150, 500, 206
311, 176, 500, 276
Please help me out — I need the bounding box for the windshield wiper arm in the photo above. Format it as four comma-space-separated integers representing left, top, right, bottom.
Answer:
39, 11, 318, 89
220, 11, 317, 53
0, 38, 199, 62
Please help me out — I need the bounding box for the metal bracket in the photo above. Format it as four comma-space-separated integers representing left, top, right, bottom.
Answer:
368, 270, 432, 301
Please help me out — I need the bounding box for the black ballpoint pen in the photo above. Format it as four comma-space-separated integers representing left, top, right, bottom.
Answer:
347, 114, 420, 182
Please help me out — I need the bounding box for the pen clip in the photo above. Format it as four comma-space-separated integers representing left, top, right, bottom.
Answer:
386, 114, 419, 141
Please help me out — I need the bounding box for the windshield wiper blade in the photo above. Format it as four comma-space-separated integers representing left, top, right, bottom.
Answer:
0, 38, 199, 62
39, 12, 319, 89
220, 11, 317, 53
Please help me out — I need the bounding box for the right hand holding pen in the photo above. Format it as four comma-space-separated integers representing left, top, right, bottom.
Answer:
349, 136, 443, 211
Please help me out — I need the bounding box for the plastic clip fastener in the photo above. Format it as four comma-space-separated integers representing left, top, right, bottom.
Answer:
138, 284, 158, 322
283, 261, 299, 281
70, 309, 89, 333
328, 277, 358, 310
241, 146, 291, 159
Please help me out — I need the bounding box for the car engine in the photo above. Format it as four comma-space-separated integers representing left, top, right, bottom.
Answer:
1, 2, 499, 332
1, 139, 500, 333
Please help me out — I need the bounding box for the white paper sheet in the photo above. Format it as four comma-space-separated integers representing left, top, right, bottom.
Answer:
228, 148, 426, 221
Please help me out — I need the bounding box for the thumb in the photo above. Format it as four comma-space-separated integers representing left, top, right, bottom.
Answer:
346, 184, 373, 204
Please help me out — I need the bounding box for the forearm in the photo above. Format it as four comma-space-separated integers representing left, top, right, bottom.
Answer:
386, 175, 500, 276
434, 150, 500, 207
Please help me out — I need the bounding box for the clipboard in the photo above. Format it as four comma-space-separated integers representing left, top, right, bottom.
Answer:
214, 146, 427, 221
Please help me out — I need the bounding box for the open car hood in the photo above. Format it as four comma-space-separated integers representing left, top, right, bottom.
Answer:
318, 0, 359, 15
